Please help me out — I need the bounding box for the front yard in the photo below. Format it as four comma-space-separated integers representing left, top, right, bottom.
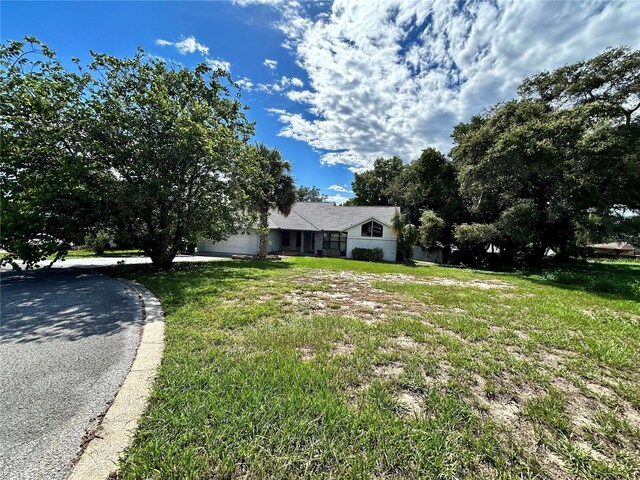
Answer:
117, 258, 639, 479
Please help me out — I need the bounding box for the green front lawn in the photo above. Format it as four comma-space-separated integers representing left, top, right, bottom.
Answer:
116, 257, 640, 479
63, 248, 145, 258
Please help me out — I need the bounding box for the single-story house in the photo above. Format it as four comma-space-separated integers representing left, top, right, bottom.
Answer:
587, 242, 640, 258
197, 202, 399, 262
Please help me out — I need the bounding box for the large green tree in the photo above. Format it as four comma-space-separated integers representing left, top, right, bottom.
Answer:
451, 46, 640, 264
350, 156, 404, 205
88, 50, 254, 268
246, 144, 297, 259
1, 38, 255, 269
387, 148, 465, 258
519, 46, 640, 126
1, 38, 108, 269
387, 148, 462, 224
296, 185, 327, 202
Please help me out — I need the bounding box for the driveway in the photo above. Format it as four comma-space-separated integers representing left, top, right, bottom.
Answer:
0, 269, 143, 480
0, 253, 225, 271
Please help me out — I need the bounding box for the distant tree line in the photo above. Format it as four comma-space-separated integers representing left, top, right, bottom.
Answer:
296, 185, 327, 202
347, 47, 640, 266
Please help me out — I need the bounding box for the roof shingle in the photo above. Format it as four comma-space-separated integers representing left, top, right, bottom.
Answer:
268, 202, 399, 231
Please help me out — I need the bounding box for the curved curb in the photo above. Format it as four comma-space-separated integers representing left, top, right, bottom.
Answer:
67, 279, 165, 480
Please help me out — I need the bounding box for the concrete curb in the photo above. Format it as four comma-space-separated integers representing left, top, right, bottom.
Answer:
67, 279, 165, 480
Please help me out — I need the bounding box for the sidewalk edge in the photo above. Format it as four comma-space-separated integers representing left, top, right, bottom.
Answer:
67, 279, 164, 480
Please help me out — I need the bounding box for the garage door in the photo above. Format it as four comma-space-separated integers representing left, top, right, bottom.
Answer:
198, 231, 259, 255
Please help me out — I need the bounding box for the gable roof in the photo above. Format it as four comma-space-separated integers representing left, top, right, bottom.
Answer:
268, 202, 399, 232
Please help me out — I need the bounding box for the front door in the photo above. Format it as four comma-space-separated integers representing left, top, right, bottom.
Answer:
303, 231, 315, 253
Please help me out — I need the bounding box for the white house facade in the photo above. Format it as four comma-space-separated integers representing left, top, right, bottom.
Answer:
197, 202, 399, 262
345, 218, 397, 262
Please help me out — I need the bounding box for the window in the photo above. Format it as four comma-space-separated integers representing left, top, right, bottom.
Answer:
281, 230, 290, 247
323, 232, 347, 254
361, 220, 383, 237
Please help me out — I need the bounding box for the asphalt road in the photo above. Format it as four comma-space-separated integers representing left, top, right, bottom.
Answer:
0, 269, 142, 480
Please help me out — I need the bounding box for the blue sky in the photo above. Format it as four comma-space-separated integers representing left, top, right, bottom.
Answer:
3, 0, 639, 203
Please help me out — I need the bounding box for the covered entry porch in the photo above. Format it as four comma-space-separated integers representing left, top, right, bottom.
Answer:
271, 229, 347, 257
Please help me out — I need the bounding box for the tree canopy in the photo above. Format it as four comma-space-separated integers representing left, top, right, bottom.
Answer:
88, 50, 254, 268
296, 186, 327, 202
1, 37, 255, 268
1, 38, 108, 268
348, 46, 639, 265
452, 47, 640, 263
350, 156, 403, 206
245, 144, 296, 259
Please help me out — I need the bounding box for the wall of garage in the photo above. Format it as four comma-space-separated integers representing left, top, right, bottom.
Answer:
197, 230, 259, 255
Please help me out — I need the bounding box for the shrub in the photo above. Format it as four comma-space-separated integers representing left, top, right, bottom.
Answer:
392, 211, 418, 263
454, 223, 499, 245
84, 231, 110, 255
419, 209, 445, 248
351, 247, 384, 262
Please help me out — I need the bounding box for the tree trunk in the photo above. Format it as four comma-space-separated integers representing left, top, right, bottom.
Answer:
148, 244, 179, 269
258, 210, 269, 259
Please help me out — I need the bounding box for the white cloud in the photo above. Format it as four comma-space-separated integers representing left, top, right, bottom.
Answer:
238, 0, 640, 172
234, 0, 288, 5
327, 184, 352, 193
326, 193, 351, 205
290, 77, 304, 87
286, 90, 314, 103
206, 58, 231, 71
263, 58, 278, 70
156, 36, 231, 72
236, 77, 254, 91
258, 75, 304, 94
155, 35, 209, 55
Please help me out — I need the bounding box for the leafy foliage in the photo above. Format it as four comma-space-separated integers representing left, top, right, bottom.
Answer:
296, 185, 327, 202
84, 231, 110, 255
347, 47, 639, 266
88, 51, 254, 268
1, 37, 255, 268
244, 144, 296, 259
454, 223, 499, 246
418, 210, 445, 248
518, 46, 640, 126
391, 211, 418, 263
454, 47, 640, 264
351, 247, 384, 261
388, 148, 464, 228
1, 38, 107, 269
350, 156, 403, 206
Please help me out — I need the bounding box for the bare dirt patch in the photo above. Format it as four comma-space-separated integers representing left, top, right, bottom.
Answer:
391, 335, 420, 350
472, 374, 537, 425
277, 268, 639, 474
373, 361, 404, 378
396, 391, 424, 416
372, 273, 514, 290
421, 361, 453, 389
298, 347, 314, 361
331, 341, 355, 356
280, 271, 511, 338
539, 348, 578, 370
283, 272, 427, 324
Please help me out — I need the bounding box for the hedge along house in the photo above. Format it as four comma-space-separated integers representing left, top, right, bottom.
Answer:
197, 202, 399, 262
